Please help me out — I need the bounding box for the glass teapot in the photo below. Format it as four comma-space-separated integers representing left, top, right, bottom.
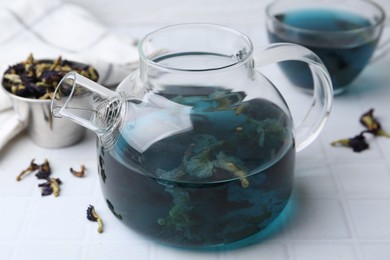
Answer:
51, 24, 332, 247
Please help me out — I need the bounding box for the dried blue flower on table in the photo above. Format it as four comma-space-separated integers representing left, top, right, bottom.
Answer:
86, 205, 104, 233
70, 165, 86, 177
16, 159, 52, 181
16, 159, 39, 181
360, 109, 390, 137
331, 132, 370, 152
332, 109, 389, 152
35, 159, 51, 179
38, 181, 54, 196
38, 178, 62, 197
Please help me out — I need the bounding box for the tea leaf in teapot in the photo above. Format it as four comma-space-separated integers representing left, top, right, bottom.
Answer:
183, 139, 226, 179
156, 167, 185, 181
206, 90, 246, 110
183, 152, 214, 179
252, 118, 287, 147
214, 152, 249, 188
157, 187, 196, 237
191, 134, 217, 153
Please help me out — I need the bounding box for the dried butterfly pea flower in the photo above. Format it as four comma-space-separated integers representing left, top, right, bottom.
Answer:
38, 181, 54, 196
70, 165, 86, 177
16, 159, 52, 181
2, 53, 99, 99
3, 74, 21, 84
86, 205, 104, 233
25, 53, 34, 65
360, 109, 390, 137
38, 177, 62, 197
16, 159, 39, 181
331, 109, 389, 153
331, 132, 370, 152
35, 159, 51, 179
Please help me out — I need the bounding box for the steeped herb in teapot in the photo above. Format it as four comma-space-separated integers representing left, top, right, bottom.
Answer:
100, 88, 295, 246
51, 24, 332, 247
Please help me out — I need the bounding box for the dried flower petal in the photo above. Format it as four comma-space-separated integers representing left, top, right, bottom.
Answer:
38, 180, 52, 196
86, 205, 97, 221
35, 159, 51, 179
86, 205, 104, 233
70, 165, 86, 177
38, 177, 62, 197
360, 109, 390, 137
16, 159, 39, 181
331, 132, 369, 152
50, 178, 62, 197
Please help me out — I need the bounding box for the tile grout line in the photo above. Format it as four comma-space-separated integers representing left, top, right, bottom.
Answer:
329, 160, 367, 260
10, 195, 37, 260
301, 132, 363, 259
79, 174, 101, 259
327, 81, 386, 260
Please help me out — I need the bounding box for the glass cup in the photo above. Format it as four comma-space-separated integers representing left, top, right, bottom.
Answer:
266, 0, 388, 95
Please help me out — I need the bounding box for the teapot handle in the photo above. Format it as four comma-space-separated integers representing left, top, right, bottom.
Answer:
253, 43, 333, 152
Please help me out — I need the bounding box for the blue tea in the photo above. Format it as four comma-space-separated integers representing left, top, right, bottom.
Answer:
97, 89, 295, 247
267, 9, 379, 92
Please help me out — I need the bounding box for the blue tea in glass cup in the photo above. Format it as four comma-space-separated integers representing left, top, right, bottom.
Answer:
266, 0, 386, 95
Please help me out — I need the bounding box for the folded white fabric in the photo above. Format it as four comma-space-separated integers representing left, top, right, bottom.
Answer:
0, 0, 139, 150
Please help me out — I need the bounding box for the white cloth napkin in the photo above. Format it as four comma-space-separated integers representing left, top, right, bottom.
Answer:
0, 0, 140, 150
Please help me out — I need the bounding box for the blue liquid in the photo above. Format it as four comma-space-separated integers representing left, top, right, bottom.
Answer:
279, 9, 370, 31
97, 90, 295, 247
268, 9, 379, 91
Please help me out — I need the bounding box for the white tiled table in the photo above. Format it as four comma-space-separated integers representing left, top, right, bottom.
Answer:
1, 7, 390, 260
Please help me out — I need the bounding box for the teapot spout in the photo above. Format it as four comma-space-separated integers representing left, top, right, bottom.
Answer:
51, 71, 124, 135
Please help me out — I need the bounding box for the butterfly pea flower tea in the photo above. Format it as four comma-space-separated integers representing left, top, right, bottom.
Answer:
266, 0, 386, 95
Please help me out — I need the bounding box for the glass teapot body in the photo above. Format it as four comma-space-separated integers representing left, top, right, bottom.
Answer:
100, 64, 295, 247
52, 24, 332, 247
